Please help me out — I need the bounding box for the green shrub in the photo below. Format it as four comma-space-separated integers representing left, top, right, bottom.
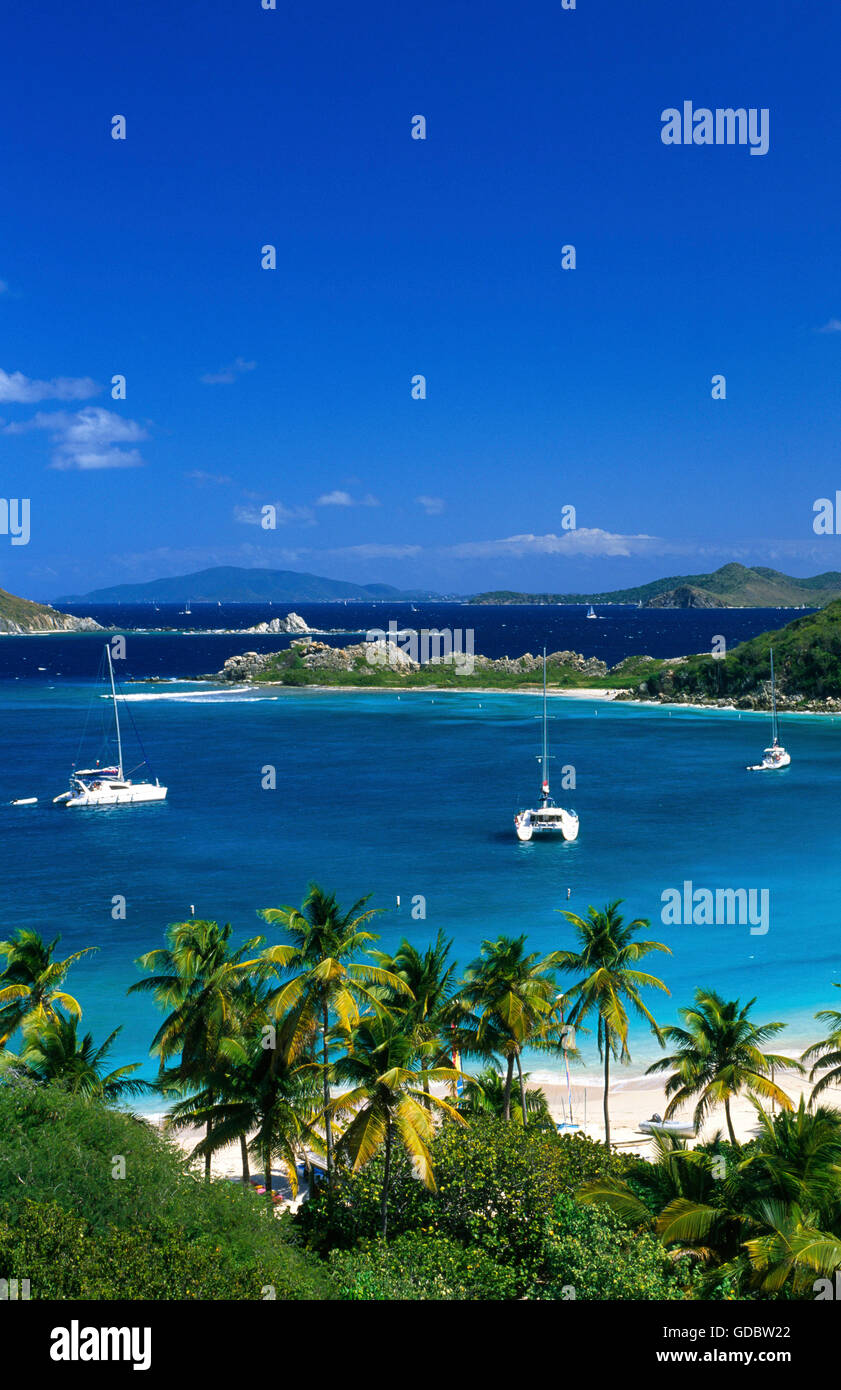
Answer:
542, 1195, 690, 1301
330, 1232, 520, 1301
298, 1118, 634, 1292
0, 1079, 331, 1300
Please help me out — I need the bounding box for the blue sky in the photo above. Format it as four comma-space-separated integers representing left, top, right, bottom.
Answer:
2, 0, 841, 599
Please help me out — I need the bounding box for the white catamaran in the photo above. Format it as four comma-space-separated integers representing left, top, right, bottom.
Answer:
53, 645, 168, 807
747, 647, 790, 772
514, 649, 580, 842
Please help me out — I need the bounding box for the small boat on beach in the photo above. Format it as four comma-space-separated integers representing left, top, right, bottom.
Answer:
514, 649, 579, 842
52, 645, 167, 807
638, 1113, 696, 1139
747, 648, 790, 771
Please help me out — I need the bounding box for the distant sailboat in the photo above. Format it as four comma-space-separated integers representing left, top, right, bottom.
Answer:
586, 605, 597, 619
747, 648, 790, 771
53, 646, 167, 807
514, 649, 579, 842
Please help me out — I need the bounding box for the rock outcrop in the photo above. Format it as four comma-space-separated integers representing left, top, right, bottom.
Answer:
243, 612, 314, 635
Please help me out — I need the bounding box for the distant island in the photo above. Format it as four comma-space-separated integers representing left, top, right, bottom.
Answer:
190, 600, 841, 712
0, 587, 101, 635
57, 566, 442, 605
468, 563, 840, 609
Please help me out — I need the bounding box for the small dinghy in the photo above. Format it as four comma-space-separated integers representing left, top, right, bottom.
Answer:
638, 1112, 696, 1138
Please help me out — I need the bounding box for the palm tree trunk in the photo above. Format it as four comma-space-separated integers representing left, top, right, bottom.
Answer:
515, 1048, 528, 1127
380, 1123, 392, 1239
264, 1145, 273, 1207
205, 1117, 212, 1182
502, 1054, 514, 1121
724, 1096, 738, 1147
603, 1032, 611, 1150
322, 1004, 333, 1185
240, 1133, 250, 1184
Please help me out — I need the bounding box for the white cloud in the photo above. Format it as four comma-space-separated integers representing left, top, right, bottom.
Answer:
200, 357, 257, 385
316, 490, 380, 507
416, 495, 445, 515
0, 368, 100, 403
818, 319, 841, 333
444, 528, 663, 560
322, 542, 423, 560
4, 407, 147, 469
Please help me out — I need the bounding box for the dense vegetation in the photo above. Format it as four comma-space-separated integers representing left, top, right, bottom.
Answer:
251, 645, 659, 690
637, 599, 841, 704
2, 893, 841, 1301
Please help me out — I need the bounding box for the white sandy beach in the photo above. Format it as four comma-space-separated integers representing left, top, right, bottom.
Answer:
144, 1061, 840, 1189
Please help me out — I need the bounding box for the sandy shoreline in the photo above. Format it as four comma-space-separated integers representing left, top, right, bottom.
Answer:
142, 1061, 839, 1180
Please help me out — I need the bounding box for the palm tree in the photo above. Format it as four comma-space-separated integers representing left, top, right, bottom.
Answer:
556, 900, 670, 1149
579, 1120, 841, 1295
15, 1016, 151, 1102
454, 934, 562, 1126
803, 983, 841, 1103
457, 1065, 552, 1127
646, 988, 797, 1146
330, 1013, 464, 1237
372, 930, 457, 1099
257, 884, 409, 1186
0, 929, 96, 1045
168, 1032, 322, 1201
130, 919, 264, 1179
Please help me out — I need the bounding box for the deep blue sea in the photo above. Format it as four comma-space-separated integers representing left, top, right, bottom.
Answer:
2, 602, 837, 1102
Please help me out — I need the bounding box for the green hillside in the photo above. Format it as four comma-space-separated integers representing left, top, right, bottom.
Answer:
637, 599, 841, 704
469, 563, 841, 608
0, 587, 99, 633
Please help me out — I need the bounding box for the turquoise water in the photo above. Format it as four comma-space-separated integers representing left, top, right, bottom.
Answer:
2, 679, 840, 1099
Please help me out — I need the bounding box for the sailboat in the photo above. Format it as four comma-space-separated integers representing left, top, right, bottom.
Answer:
53, 646, 168, 807
747, 647, 790, 771
514, 649, 579, 842
586, 605, 597, 619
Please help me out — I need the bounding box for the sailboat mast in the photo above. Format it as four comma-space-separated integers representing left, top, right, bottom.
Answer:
770, 647, 778, 743
542, 646, 548, 797
106, 644, 124, 777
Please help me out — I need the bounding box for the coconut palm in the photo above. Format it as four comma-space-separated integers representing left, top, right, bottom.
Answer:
256, 884, 410, 1185
0, 929, 96, 1045
579, 1121, 841, 1295
454, 934, 564, 1126
457, 1065, 552, 1127
803, 983, 841, 1103
556, 901, 670, 1149
372, 930, 457, 1099
130, 919, 265, 1178
15, 1016, 151, 1101
646, 988, 797, 1146
330, 1013, 464, 1237
168, 1032, 322, 1201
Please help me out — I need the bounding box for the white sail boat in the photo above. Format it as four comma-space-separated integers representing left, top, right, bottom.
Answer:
514, 649, 579, 842
53, 646, 168, 807
747, 647, 790, 771
586, 605, 597, 619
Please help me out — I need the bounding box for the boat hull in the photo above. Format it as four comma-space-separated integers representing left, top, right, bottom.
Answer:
62, 784, 168, 807
515, 810, 579, 842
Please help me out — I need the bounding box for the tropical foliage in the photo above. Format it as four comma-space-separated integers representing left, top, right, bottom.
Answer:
2, 887, 841, 1301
